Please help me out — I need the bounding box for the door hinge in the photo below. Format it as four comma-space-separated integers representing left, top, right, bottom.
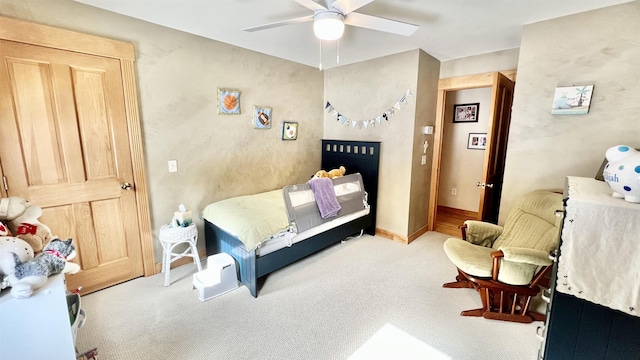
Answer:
2, 176, 8, 191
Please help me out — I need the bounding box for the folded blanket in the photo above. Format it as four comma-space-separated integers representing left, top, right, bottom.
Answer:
308, 177, 341, 219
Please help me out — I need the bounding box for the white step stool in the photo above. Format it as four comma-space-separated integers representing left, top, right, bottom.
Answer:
193, 253, 238, 301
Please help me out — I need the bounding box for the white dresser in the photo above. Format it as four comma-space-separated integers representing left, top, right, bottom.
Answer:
0, 273, 76, 359
538, 177, 640, 359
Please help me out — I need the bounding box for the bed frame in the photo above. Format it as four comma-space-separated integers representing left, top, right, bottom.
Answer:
204, 140, 380, 297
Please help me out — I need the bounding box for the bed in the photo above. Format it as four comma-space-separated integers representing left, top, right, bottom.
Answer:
203, 140, 380, 297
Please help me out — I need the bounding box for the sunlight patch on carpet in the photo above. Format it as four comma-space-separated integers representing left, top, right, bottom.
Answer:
348, 323, 451, 360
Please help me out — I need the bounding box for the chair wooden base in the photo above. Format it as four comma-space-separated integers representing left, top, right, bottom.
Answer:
444, 268, 549, 324
442, 269, 474, 289
459, 307, 546, 323
460, 308, 486, 317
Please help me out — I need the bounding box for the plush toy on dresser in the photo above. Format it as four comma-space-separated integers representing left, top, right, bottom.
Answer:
0, 197, 80, 298
0, 196, 53, 252
0, 222, 36, 289
1, 238, 80, 298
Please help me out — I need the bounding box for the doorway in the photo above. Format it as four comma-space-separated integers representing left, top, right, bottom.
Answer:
435, 87, 491, 235
428, 71, 516, 234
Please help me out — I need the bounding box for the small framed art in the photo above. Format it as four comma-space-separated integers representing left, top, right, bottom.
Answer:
282, 121, 298, 140
253, 106, 272, 129
551, 85, 594, 115
453, 103, 479, 123
217, 88, 241, 114
467, 133, 487, 150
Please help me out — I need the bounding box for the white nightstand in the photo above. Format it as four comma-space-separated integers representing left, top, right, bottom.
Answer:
159, 223, 202, 286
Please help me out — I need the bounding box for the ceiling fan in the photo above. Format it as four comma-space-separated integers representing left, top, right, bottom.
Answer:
242, 0, 419, 41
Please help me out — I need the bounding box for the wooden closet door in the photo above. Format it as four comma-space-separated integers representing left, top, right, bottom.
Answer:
0, 40, 144, 294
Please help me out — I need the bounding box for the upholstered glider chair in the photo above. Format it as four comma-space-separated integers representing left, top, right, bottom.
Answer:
442, 190, 563, 323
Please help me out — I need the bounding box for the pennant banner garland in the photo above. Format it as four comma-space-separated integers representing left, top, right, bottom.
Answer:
325, 89, 413, 129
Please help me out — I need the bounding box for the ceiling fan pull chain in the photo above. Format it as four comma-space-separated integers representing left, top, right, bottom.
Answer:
336, 39, 340, 64
319, 40, 323, 71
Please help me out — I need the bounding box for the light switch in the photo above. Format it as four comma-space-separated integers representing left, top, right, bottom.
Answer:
168, 160, 178, 173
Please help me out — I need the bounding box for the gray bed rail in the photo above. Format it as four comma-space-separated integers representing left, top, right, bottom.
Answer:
282, 173, 368, 234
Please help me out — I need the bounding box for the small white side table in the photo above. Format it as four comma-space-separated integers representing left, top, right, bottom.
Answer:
159, 223, 202, 286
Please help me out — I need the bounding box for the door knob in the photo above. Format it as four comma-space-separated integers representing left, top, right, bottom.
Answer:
486, 183, 494, 189
121, 182, 132, 190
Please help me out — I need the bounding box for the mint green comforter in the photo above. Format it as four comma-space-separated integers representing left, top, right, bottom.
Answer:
202, 189, 290, 251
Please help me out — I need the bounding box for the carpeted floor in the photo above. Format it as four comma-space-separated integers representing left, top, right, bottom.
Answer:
75, 232, 544, 359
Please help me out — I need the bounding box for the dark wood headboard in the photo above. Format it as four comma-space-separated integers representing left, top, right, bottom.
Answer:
321, 140, 380, 235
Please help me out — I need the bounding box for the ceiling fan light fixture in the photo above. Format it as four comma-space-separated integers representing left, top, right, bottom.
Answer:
313, 11, 345, 41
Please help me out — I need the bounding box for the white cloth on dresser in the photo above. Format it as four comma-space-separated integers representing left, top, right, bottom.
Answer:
557, 176, 640, 317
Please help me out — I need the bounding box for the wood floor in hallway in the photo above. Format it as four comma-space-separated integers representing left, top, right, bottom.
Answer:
434, 206, 478, 237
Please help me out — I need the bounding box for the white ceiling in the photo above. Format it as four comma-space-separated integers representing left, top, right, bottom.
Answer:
75, 0, 634, 70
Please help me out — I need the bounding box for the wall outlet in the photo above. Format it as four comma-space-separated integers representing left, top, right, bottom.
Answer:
451, 188, 457, 196
168, 160, 178, 173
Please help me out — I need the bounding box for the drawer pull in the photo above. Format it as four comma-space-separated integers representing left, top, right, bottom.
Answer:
536, 325, 545, 341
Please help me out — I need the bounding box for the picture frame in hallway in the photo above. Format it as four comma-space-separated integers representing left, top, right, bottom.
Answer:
453, 103, 479, 123
467, 133, 487, 150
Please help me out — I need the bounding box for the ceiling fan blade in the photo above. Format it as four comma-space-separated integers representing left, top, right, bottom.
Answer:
294, 0, 327, 12
344, 12, 419, 36
330, 0, 374, 15
242, 15, 314, 32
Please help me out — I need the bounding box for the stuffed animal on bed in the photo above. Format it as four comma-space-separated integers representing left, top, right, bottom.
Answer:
0, 196, 53, 253
3, 238, 80, 298
313, 166, 346, 179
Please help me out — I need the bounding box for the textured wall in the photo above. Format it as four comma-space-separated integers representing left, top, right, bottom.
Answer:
0, 0, 323, 261
408, 51, 440, 237
501, 1, 640, 222
440, 48, 519, 79
324, 50, 416, 236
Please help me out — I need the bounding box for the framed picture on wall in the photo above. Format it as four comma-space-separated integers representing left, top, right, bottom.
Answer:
217, 88, 241, 114
467, 133, 487, 150
551, 85, 594, 115
453, 103, 480, 123
253, 105, 272, 129
282, 121, 298, 140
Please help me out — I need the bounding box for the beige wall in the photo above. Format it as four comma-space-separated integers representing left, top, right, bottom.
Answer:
324, 50, 440, 238
0, 0, 323, 262
440, 48, 519, 79
439, 88, 492, 211
408, 51, 440, 237
500, 1, 640, 223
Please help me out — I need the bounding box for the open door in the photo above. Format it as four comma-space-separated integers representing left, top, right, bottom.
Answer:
428, 71, 516, 231
478, 73, 515, 223
0, 17, 154, 294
